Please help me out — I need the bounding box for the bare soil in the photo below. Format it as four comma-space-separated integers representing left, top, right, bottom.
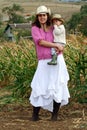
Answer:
0, 103, 87, 130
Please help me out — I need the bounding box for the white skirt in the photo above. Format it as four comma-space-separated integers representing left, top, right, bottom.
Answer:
29, 54, 70, 112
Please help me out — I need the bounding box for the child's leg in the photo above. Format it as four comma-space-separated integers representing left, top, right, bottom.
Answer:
47, 48, 57, 65
51, 48, 55, 55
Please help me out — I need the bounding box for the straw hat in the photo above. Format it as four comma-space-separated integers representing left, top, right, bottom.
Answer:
36, 5, 51, 15
52, 14, 64, 23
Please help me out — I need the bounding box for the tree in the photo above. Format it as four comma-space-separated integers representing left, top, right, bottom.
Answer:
79, 16, 87, 36
67, 5, 87, 36
0, 14, 2, 27
80, 5, 87, 15
2, 4, 25, 23
67, 13, 81, 33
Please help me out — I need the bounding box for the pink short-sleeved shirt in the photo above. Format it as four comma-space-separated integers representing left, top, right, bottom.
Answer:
31, 26, 54, 60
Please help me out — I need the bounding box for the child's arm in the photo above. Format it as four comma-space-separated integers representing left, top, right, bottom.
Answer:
53, 25, 64, 34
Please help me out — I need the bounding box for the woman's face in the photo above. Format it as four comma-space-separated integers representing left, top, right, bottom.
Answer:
38, 13, 48, 24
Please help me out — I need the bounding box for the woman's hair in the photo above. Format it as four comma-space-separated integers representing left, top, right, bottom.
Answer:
32, 13, 51, 28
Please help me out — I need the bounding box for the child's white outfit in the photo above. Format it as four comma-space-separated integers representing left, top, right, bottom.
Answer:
47, 24, 66, 65
52, 24, 66, 55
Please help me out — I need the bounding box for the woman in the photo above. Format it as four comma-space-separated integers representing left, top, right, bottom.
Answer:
29, 5, 70, 121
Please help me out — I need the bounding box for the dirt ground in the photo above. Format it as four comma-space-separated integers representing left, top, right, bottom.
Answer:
0, 103, 87, 130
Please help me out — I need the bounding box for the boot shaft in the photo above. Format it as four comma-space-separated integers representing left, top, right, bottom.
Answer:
53, 101, 61, 114
51, 101, 61, 121
47, 54, 57, 65
32, 106, 40, 121
33, 106, 40, 115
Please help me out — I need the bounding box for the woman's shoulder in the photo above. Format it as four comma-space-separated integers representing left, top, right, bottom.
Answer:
31, 26, 40, 33
32, 25, 39, 30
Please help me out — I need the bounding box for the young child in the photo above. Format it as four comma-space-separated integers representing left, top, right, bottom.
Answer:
48, 14, 66, 65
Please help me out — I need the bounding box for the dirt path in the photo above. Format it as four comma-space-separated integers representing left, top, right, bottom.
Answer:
0, 103, 87, 130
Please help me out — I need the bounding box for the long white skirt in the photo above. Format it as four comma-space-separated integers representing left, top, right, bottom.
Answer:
29, 54, 70, 112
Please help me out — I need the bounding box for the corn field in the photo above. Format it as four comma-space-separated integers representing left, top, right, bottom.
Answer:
0, 38, 37, 99
65, 34, 87, 103
0, 35, 87, 104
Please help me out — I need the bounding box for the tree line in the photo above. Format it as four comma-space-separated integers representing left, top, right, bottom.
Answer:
67, 4, 87, 36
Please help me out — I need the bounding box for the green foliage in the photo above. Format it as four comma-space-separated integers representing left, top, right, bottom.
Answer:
0, 27, 7, 42
0, 39, 37, 98
64, 34, 87, 103
2, 3, 24, 14
0, 14, 2, 27
79, 16, 87, 36
67, 4, 87, 36
67, 13, 81, 31
10, 14, 26, 23
15, 29, 31, 41
26, 15, 35, 23
0, 36, 87, 104
80, 4, 87, 15
0, 27, 4, 38
2, 3, 25, 23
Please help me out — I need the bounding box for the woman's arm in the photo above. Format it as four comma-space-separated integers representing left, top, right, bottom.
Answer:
32, 26, 64, 51
39, 40, 64, 51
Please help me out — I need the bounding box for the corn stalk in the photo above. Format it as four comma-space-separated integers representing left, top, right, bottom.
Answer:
64, 34, 87, 103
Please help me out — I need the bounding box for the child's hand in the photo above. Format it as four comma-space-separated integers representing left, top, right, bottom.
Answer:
55, 48, 60, 54
53, 22, 57, 26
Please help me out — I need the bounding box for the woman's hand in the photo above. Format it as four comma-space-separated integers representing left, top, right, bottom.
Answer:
55, 44, 64, 53
57, 44, 64, 51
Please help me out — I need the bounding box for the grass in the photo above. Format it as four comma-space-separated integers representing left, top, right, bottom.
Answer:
0, 86, 26, 108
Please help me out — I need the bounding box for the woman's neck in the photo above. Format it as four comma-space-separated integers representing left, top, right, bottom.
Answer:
41, 24, 50, 32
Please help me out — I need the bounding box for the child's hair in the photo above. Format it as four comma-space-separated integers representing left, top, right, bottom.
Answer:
51, 14, 64, 24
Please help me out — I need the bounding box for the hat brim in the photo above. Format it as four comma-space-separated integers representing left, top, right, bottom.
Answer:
52, 18, 64, 23
36, 9, 51, 15
38, 12, 47, 14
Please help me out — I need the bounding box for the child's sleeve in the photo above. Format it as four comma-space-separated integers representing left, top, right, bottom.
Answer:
53, 25, 65, 35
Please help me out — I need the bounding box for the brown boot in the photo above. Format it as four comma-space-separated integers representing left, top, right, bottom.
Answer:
51, 101, 61, 121
31, 106, 40, 121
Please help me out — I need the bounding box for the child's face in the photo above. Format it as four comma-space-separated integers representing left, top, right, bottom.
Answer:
52, 19, 62, 26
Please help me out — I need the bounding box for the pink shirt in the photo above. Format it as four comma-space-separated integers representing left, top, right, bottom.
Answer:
31, 26, 54, 60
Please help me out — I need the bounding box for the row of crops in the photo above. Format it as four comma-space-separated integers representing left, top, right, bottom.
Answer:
0, 34, 87, 105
